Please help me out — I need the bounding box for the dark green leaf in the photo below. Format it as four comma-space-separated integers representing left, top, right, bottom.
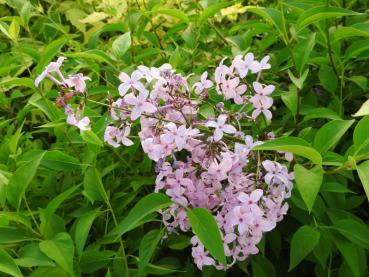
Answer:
110, 193, 171, 237
289, 226, 320, 270
187, 208, 226, 266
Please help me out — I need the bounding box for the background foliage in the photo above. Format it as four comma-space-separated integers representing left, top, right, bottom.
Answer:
1, 0, 369, 276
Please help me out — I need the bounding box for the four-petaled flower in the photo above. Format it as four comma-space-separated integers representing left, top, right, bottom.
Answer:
35, 56, 66, 87
205, 114, 237, 141
124, 90, 157, 120
252, 81, 275, 98
233, 53, 255, 78
193, 71, 213, 94
65, 73, 91, 93
118, 70, 146, 96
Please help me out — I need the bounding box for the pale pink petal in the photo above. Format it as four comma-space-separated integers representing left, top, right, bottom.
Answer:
132, 82, 147, 93
118, 83, 130, 96
121, 137, 134, 146
250, 189, 263, 202
205, 120, 218, 128
213, 128, 223, 141
217, 114, 227, 125
137, 89, 149, 101
131, 106, 142, 120
253, 82, 263, 94
262, 160, 275, 172
264, 85, 275, 95
124, 93, 138, 105
222, 124, 237, 134
251, 109, 261, 120
119, 72, 130, 82
263, 109, 272, 120
141, 102, 157, 114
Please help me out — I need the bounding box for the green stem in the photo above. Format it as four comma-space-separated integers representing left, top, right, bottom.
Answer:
325, 22, 340, 84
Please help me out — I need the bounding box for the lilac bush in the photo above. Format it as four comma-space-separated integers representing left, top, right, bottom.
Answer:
35, 54, 294, 270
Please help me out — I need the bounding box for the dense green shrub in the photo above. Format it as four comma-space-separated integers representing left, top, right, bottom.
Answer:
0, 0, 369, 276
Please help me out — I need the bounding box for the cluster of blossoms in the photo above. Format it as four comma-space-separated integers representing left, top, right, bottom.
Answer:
35, 54, 293, 270
35, 57, 91, 131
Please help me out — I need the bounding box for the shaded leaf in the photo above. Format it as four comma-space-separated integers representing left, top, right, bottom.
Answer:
187, 208, 226, 266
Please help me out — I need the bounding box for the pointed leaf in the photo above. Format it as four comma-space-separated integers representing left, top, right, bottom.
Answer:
187, 208, 226, 266
110, 193, 171, 237
289, 226, 320, 270
294, 164, 324, 212
7, 151, 45, 209
253, 137, 322, 164
39, 233, 75, 276
313, 119, 354, 154
0, 249, 22, 277
138, 229, 163, 274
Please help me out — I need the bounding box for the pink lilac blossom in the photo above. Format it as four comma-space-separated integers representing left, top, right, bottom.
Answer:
35, 54, 294, 271
193, 71, 213, 95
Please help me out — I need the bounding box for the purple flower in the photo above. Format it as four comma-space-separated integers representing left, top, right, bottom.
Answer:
205, 114, 237, 141
124, 90, 157, 120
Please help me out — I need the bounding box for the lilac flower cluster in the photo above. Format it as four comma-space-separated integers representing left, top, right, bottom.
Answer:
35, 54, 293, 270
35, 57, 91, 131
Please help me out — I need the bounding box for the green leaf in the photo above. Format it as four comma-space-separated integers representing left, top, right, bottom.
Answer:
318, 64, 337, 94
110, 193, 171, 237
20, 2, 32, 26
293, 33, 316, 74
83, 167, 108, 203
7, 151, 45, 209
80, 130, 103, 147
356, 160, 369, 201
333, 235, 361, 277
333, 219, 369, 249
8, 19, 20, 41
9, 121, 24, 155
80, 250, 115, 274
302, 107, 341, 122
187, 208, 226, 266
288, 68, 309, 90
153, 9, 189, 23
346, 76, 367, 91
138, 229, 163, 274
64, 50, 114, 67
320, 182, 354, 194
199, 2, 232, 25
296, 6, 359, 31
0, 77, 34, 88
0, 226, 36, 244
334, 23, 369, 41
289, 226, 320, 270
294, 164, 324, 212
244, 6, 288, 43
75, 209, 100, 257
313, 119, 354, 154
166, 235, 191, 250
112, 32, 131, 59
42, 150, 80, 172
16, 243, 55, 267
353, 115, 369, 151
39, 233, 75, 276
0, 22, 12, 40
281, 88, 298, 116
353, 99, 369, 117
35, 37, 69, 74
0, 249, 22, 277
43, 185, 80, 219
253, 137, 322, 164
344, 39, 369, 61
